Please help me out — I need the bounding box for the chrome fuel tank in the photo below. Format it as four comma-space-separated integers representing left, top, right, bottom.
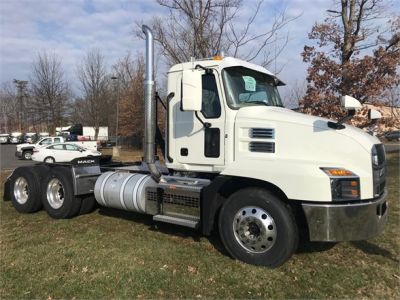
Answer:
94, 171, 158, 214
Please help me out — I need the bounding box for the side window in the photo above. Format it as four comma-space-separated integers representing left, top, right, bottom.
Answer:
39, 138, 51, 145
52, 144, 64, 150
54, 138, 61, 143
65, 144, 79, 151
201, 74, 221, 119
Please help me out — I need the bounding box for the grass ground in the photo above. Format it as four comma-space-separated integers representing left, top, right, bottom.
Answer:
0, 153, 399, 299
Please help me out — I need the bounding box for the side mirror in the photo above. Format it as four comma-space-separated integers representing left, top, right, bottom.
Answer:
368, 109, 382, 120
182, 69, 202, 111
340, 95, 362, 111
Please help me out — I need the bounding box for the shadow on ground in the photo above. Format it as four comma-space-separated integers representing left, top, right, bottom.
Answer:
97, 206, 344, 259
351, 240, 398, 263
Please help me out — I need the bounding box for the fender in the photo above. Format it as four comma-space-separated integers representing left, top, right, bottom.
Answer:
21, 146, 35, 151
221, 158, 332, 201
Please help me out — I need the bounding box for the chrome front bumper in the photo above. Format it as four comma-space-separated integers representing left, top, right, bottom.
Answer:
302, 189, 388, 241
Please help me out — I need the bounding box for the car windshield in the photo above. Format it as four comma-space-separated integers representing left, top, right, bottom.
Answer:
222, 66, 283, 108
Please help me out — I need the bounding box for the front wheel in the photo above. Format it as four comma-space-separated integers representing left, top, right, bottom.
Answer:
218, 188, 298, 267
23, 151, 33, 160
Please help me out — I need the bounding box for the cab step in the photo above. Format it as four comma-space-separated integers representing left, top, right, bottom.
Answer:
153, 215, 199, 229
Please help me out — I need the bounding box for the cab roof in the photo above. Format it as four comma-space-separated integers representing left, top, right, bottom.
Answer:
168, 56, 285, 85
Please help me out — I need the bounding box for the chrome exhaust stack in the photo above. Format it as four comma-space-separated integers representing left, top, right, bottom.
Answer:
142, 25, 162, 182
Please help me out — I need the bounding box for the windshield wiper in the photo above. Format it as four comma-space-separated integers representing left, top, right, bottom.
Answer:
245, 100, 269, 106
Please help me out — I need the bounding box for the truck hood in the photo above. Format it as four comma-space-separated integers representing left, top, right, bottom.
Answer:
16, 143, 35, 150
236, 106, 380, 152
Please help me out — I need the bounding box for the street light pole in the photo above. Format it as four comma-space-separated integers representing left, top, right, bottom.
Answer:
111, 76, 119, 147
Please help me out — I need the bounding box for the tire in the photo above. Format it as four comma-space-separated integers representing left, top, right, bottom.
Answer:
42, 167, 82, 218
9, 167, 42, 213
218, 188, 298, 267
44, 156, 55, 163
23, 150, 33, 160
79, 195, 98, 215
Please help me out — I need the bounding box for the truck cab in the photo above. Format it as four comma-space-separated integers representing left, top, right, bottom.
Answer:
165, 55, 387, 248
166, 56, 384, 201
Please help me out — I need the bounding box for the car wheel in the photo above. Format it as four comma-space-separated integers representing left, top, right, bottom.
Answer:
42, 167, 82, 219
218, 188, 298, 268
44, 156, 55, 163
10, 167, 42, 213
23, 151, 33, 160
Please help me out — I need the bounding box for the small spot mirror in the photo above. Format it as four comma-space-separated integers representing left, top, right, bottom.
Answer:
340, 95, 362, 111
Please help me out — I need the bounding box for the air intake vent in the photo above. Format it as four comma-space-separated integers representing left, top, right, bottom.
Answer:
250, 128, 274, 139
249, 142, 275, 153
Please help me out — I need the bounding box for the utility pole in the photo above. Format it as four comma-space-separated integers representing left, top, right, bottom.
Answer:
13, 79, 28, 132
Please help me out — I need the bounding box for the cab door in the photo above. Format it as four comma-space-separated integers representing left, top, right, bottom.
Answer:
173, 71, 225, 166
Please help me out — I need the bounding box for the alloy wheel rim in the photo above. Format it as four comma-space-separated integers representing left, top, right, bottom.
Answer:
13, 177, 29, 204
233, 206, 277, 253
46, 178, 64, 209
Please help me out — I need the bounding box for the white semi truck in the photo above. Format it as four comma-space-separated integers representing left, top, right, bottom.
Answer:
3, 26, 387, 267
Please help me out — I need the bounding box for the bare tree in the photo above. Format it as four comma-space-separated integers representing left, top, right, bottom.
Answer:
0, 82, 18, 132
140, 0, 298, 70
383, 86, 400, 125
283, 80, 306, 109
112, 54, 146, 140
30, 52, 70, 135
77, 49, 110, 140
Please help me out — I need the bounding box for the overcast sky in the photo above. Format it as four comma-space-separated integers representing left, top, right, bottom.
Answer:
0, 0, 399, 101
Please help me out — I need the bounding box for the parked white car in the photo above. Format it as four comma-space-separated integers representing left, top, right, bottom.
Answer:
0, 134, 9, 144
31, 143, 101, 163
16, 136, 98, 160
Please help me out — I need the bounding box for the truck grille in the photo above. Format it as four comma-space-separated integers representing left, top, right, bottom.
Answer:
373, 144, 386, 197
375, 144, 386, 165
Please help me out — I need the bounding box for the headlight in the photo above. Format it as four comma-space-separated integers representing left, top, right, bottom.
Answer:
321, 168, 360, 201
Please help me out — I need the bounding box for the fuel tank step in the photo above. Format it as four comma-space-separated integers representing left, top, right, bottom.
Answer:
153, 214, 199, 229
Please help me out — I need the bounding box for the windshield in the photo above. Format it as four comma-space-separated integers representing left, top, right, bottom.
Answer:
222, 66, 283, 108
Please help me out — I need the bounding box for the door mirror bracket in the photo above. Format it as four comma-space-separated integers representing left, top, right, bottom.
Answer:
195, 111, 211, 128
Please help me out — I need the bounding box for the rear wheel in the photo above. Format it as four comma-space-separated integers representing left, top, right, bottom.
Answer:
10, 167, 42, 213
44, 156, 55, 163
42, 167, 82, 218
218, 188, 298, 267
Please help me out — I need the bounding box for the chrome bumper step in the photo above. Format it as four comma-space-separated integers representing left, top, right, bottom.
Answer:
153, 214, 199, 229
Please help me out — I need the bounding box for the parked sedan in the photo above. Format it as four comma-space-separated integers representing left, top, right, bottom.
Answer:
384, 130, 400, 141
31, 143, 101, 163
